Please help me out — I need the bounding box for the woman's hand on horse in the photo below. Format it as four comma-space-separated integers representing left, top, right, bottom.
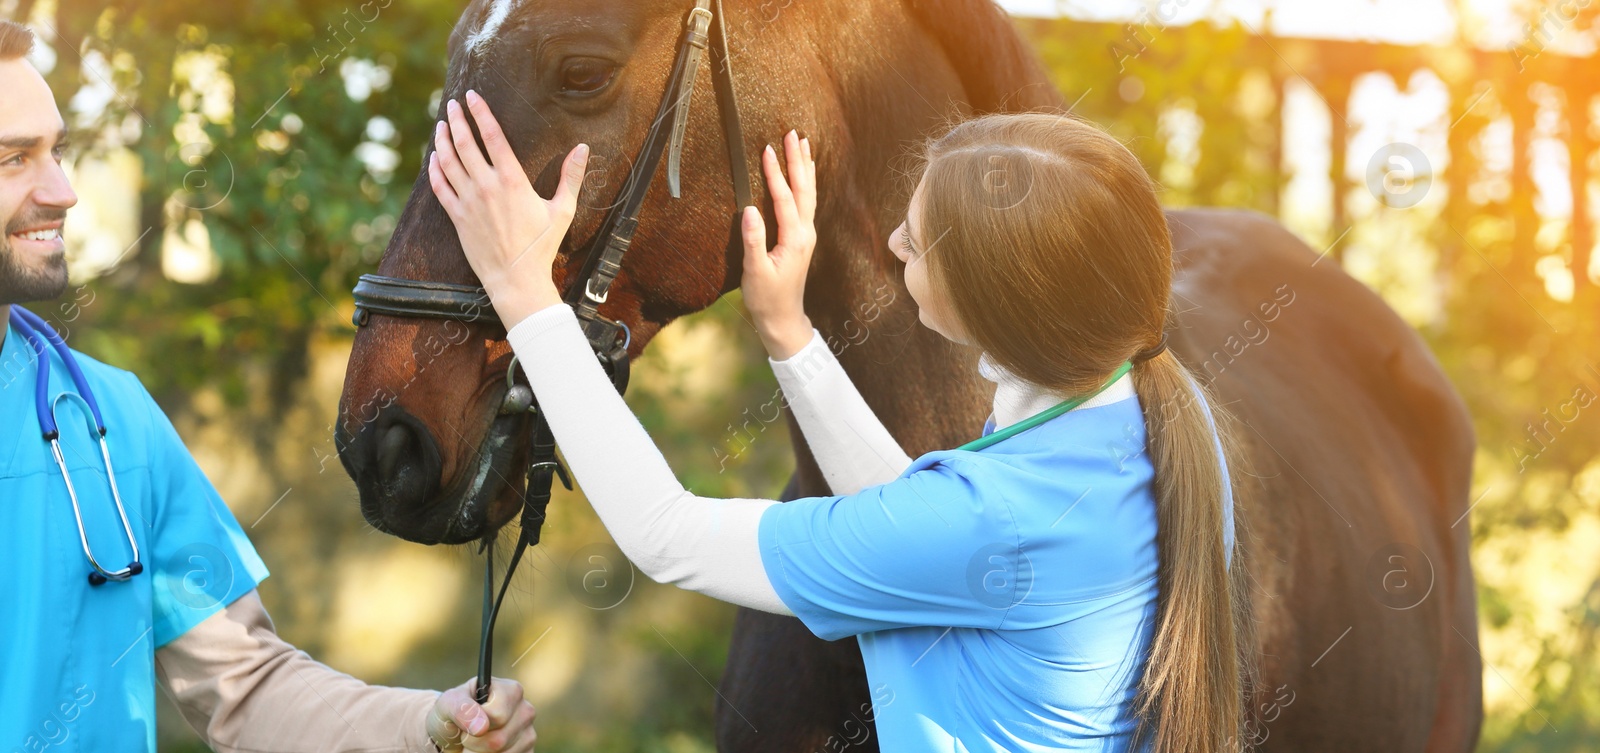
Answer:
429, 89, 588, 328
427, 676, 538, 752
742, 130, 817, 361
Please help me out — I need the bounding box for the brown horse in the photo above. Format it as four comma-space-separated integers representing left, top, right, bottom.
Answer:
335, 0, 1482, 749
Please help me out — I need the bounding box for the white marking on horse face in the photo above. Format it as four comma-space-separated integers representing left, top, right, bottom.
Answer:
466, 0, 518, 55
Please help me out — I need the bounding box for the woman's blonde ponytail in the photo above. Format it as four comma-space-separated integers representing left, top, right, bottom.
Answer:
1130, 349, 1248, 752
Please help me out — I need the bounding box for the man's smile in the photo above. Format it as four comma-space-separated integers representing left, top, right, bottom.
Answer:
7, 220, 64, 253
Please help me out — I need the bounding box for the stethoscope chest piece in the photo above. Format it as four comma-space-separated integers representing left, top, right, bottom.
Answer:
11, 306, 143, 586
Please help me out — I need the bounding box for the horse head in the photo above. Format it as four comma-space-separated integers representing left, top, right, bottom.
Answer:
337, 0, 772, 544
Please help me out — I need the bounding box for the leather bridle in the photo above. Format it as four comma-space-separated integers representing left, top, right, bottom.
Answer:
349, 0, 752, 704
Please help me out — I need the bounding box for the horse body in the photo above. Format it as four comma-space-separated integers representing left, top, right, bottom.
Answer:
1156, 209, 1479, 751
335, 0, 1481, 749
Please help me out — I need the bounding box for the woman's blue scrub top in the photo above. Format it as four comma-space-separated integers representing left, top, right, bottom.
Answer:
0, 320, 268, 752
759, 387, 1233, 752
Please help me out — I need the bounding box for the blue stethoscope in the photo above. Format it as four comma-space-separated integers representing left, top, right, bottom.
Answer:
9, 306, 143, 585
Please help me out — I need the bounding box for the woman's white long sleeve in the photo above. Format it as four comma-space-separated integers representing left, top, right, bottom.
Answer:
766, 330, 914, 495
506, 302, 791, 615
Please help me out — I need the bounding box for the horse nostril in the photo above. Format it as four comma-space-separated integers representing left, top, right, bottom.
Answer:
348, 406, 447, 540
377, 422, 415, 484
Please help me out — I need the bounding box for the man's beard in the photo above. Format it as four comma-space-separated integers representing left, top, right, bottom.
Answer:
0, 207, 71, 305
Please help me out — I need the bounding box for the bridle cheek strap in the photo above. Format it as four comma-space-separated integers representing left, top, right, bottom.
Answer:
565, 0, 749, 366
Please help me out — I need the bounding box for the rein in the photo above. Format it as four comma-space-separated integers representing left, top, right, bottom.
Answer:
350, 0, 752, 704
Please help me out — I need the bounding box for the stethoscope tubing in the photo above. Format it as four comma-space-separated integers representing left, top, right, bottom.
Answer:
9, 306, 142, 585
13, 305, 106, 436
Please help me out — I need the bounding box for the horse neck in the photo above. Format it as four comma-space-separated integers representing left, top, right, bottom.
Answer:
775, 0, 1061, 467
902, 0, 1065, 113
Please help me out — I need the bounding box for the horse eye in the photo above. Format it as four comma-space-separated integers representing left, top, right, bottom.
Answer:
559, 58, 617, 94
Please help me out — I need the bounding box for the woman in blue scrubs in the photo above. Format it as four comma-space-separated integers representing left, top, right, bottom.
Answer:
0, 22, 535, 752
431, 90, 1245, 752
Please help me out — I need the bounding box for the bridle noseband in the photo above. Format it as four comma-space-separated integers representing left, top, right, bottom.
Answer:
349, 0, 752, 704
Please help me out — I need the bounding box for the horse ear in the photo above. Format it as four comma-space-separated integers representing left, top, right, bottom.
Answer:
904, 0, 1060, 113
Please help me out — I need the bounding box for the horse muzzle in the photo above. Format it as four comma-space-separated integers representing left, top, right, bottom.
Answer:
339, 403, 524, 545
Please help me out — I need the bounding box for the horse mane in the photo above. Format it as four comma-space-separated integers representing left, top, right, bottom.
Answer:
904, 0, 1065, 113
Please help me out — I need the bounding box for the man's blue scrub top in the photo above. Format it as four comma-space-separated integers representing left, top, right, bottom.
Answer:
759, 389, 1213, 752
0, 318, 268, 752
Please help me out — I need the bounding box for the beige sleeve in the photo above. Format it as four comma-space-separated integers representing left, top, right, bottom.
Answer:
154, 589, 442, 753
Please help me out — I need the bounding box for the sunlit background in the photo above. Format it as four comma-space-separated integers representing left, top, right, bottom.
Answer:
3, 0, 1597, 749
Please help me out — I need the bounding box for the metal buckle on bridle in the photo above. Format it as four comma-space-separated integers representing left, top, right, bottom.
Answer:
687, 6, 711, 28
584, 277, 609, 304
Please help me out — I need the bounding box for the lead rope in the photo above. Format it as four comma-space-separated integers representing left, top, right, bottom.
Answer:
469, 0, 740, 709
473, 348, 628, 704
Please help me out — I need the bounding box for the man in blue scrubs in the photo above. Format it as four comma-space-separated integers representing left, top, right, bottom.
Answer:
0, 21, 536, 752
